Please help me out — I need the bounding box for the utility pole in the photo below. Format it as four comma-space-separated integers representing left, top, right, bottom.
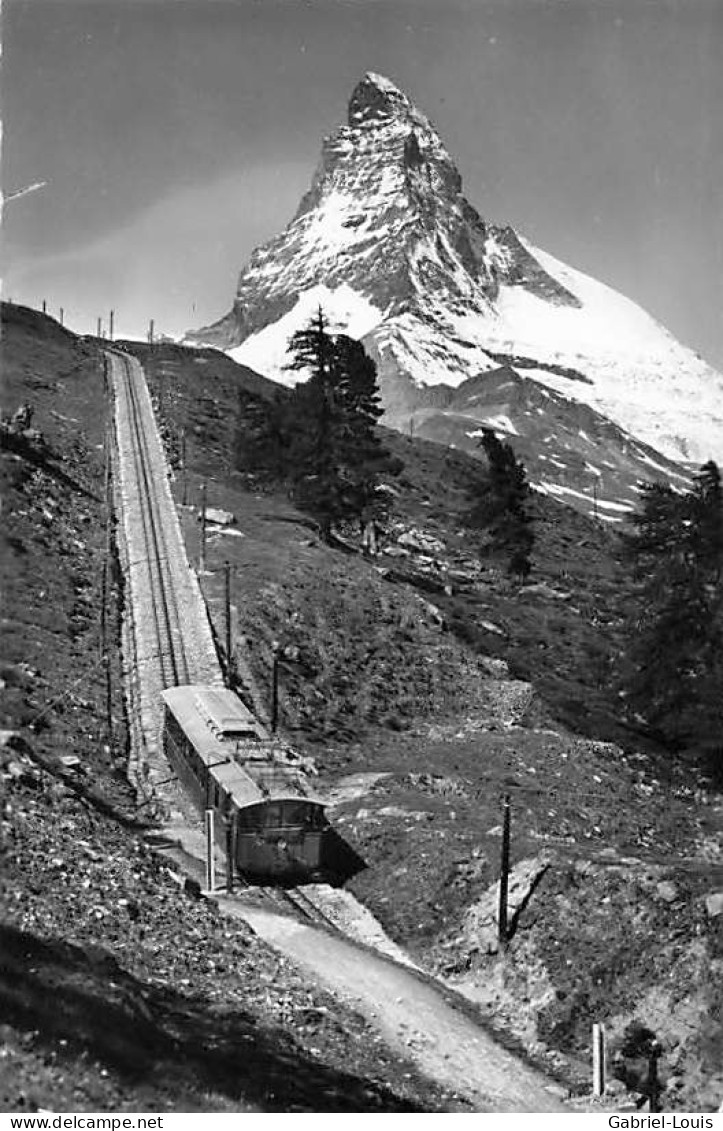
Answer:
42, 300, 47, 314
158, 366, 164, 417
148, 319, 154, 346
59, 307, 64, 327
224, 560, 232, 683
181, 427, 188, 505
271, 644, 280, 734
592, 1023, 606, 1097
204, 808, 215, 892
647, 1045, 662, 1113
109, 309, 114, 342
199, 482, 207, 572
97, 316, 102, 339
104, 431, 114, 753
100, 560, 107, 661
225, 817, 235, 893
498, 793, 511, 951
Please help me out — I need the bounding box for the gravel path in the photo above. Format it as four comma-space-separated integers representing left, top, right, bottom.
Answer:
218, 901, 565, 1112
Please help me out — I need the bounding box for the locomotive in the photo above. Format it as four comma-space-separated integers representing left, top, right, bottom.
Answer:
160, 684, 328, 880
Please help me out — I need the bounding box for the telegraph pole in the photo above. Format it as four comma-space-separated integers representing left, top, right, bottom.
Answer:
204, 809, 215, 892
199, 482, 207, 572
109, 309, 114, 341
181, 427, 188, 505
97, 316, 103, 339
224, 560, 232, 681
42, 300, 47, 314
592, 1023, 606, 1097
498, 794, 511, 951
59, 307, 64, 327
148, 319, 155, 346
225, 817, 235, 893
271, 645, 280, 733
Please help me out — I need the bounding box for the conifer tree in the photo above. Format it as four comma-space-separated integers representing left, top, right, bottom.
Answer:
620, 462, 723, 770
331, 334, 391, 524
470, 427, 534, 579
282, 310, 395, 538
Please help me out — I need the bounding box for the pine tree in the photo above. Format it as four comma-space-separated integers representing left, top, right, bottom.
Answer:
283, 311, 396, 539
470, 428, 534, 579
234, 388, 291, 480
620, 462, 723, 770
234, 310, 398, 539
331, 335, 391, 525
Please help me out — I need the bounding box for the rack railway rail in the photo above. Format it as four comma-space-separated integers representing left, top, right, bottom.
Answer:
114, 349, 192, 688
108, 347, 221, 792
109, 349, 330, 883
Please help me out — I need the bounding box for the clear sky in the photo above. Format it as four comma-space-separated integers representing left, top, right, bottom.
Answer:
2, 0, 722, 367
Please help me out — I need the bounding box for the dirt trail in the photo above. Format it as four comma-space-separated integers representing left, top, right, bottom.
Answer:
218, 900, 565, 1112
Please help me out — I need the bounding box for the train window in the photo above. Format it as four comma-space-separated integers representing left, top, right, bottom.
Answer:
281, 801, 306, 826
264, 802, 282, 828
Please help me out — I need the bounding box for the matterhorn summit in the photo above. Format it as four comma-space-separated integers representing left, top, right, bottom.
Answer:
191, 72, 723, 473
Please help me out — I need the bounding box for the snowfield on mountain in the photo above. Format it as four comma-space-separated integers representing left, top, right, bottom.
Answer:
190, 72, 723, 469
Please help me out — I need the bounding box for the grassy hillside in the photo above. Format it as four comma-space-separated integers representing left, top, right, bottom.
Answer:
0, 305, 468, 1114
3, 313, 720, 1110
123, 336, 723, 1109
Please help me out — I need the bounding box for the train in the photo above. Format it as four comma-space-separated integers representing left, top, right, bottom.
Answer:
160, 684, 329, 881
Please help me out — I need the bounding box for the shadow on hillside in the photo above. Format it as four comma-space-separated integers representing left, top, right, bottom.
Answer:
0, 924, 422, 1112
320, 827, 367, 885
1, 427, 101, 502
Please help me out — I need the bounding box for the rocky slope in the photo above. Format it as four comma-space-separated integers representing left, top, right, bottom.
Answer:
189, 72, 723, 490
134, 336, 723, 1112
0, 303, 469, 1114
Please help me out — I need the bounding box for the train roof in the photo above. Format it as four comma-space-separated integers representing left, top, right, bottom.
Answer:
166, 683, 265, 740
161, 685, 325, 810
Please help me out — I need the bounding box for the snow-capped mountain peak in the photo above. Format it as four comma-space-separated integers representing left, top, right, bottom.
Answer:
189, 72, 723, 472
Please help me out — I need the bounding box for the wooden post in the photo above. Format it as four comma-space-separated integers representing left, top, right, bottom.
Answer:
97, 316, 102, 339
109, 309, 114, 341
224, 561, 232, 681
225, 819, 235, 893
181, 427, 188, 506
592, 1022, 606, 1096
498, 794, 511, 950
271, 650, 280, 733
199, 482, 207, 572
158, 365, 164, 416
59, 307, 64, 327
42, 300, 47, 314
205, 808, 215, 892
100, 559, 108, 660
648, 1047, 661, 1112
148, 319, 154, 346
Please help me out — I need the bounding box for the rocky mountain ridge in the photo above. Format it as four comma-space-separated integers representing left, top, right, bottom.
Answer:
189, 72, 723, 517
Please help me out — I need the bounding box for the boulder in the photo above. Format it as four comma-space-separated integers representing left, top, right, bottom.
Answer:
704, 892, 723, 919
205, 507, 235, 527
656, 881, 678, 903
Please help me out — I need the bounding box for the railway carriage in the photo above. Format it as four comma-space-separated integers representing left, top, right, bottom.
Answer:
160, 685, 328, 880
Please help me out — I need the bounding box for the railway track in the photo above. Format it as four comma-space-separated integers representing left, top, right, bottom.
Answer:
110, 349, 334, 908
234, 875, 341, 932
274, 886, 341, 930
112, 349, 192, 688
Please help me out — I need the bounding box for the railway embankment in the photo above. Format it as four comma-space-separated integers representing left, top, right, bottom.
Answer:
124, 336, 723, 1112
2, 304, 477, 1113
108, 348, 222, 805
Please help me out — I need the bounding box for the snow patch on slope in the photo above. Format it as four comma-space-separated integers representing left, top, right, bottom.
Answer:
229, 284, 383, 383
